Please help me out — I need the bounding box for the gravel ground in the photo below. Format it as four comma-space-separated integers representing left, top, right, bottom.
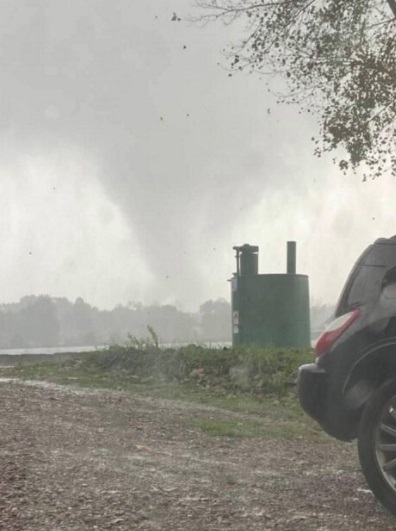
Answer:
0, 379, 395, 531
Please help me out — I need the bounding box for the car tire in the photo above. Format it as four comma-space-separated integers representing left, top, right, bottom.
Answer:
358, 379, 396, 515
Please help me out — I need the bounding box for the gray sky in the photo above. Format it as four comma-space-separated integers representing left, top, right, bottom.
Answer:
1, 0, 395, 311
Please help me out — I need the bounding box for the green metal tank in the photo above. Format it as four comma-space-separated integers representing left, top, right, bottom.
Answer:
231, 242, 310, 348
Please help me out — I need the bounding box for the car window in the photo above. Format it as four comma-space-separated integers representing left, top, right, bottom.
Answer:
382, 268, 396, 300
337, 265, 386, 314
336, 245, 396, 315
344, 266, 377, 308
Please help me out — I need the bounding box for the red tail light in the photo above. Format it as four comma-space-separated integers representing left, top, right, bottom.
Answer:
315, 309, 361, 358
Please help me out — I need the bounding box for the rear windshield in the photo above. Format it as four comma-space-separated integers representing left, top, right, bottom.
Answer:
335, 242, 396, 316
337, 265, 374, 313
336, 245, 389, 315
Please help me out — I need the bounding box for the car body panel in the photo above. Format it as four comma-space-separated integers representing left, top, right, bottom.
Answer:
298, 236, 396, 441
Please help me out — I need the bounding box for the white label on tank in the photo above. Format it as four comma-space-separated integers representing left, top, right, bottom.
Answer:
231, 277, 238, 291
232, 311, 239, 325
233, 325, 239, 334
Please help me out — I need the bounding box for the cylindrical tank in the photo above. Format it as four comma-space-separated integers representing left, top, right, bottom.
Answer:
231, 242, 311, 348
233, 274, 310, 347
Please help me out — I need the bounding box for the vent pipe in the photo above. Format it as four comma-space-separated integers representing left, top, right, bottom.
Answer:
287, 241, 296, 274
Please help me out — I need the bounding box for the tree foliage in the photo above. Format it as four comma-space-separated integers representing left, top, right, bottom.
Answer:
195, 0, 396, 178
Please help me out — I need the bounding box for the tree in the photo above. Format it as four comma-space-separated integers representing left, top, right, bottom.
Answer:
19, 296, 59, 347
195, 1, 396, 178
200, 299, 231, 341
72, 298, 97, 345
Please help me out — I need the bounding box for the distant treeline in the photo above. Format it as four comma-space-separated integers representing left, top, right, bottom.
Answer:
0, 295, 335, 348
0, 296, 231, 348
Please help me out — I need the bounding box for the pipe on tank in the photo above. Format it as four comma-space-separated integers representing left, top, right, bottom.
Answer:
233, 244, 259, 276
287, 241, 296, 274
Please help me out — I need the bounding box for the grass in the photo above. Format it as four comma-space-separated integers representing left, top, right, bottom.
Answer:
0, 341, 327, 441
189, 413, 321, 439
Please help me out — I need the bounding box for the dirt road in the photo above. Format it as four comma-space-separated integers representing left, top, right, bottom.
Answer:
0, 379, 394, 530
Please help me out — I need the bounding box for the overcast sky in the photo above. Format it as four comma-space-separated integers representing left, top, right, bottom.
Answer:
1, 0, 395, 311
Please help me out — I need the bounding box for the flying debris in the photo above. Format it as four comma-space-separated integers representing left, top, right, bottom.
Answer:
171, 12, 181, 22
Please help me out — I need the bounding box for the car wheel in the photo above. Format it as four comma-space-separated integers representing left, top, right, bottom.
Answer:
358, 379, 396, 515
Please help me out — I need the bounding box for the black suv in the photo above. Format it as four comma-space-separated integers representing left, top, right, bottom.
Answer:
298, 235, 396, 515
